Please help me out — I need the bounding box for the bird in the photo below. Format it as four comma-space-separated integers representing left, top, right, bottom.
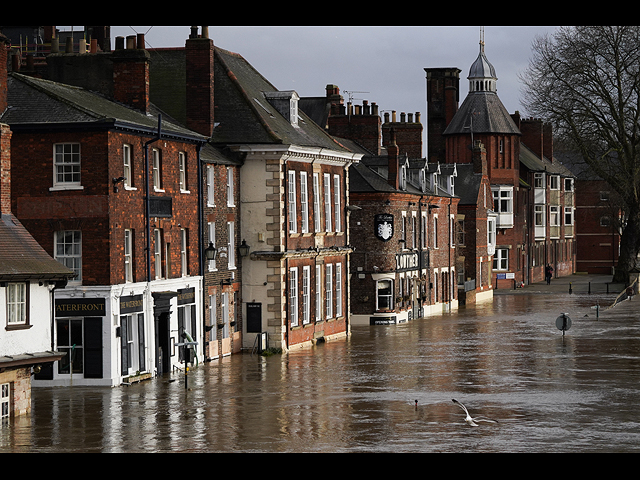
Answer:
452, 398, 499, 427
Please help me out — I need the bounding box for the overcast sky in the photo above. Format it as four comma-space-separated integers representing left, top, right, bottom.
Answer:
64, 25, 558, 127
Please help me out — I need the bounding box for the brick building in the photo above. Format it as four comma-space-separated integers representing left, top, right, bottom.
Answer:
2, 34, 208, 386
426, 36, 576, 288
147, 28, 362, 352
1, 33, 74, 417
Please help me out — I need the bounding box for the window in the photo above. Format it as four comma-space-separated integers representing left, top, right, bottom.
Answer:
421, 213, 428, 249
534, 173, 545, 188
57, 319, 83, 374
324, 174, 332, 232
288, 171, 297, 233
208, 294, 217, 342
180, 228, 188, 277
333, 174, 341, 232
565, 207, 574, 225
535, 205, 545, 226
302, 266, 311, 325
53, 143, 81, 188
313, 173, 322, 233
315, 265, 322, 320
1, 383, 9, 421
123, 144, 133, 188
493, 248, 509, 271
206, 165, 215, 207
335, 263, 342, 317
550, 175, 560, 190
290, 267, 298, 327
227, 221, 236, 269
55, 231, 82, 283
227, 167, 235, 206
377, 279, 393, 311
550, 206, 560, 226
7, 283, 28, 325
152, 148, 162, 190
121, 313, 145, 375
177, 303, 196, 363
457, 219, 465, 246
433, 215, 438, 249
221, 293, 230, 339
208, 222, 216, 271
565, 178, 574, 192
325, 264, 333, 319
493, 188, 513, 214
179, 152, 188, 192
124, 230, 133, 283
300, 172, 309, 233
154, 229, 163, 279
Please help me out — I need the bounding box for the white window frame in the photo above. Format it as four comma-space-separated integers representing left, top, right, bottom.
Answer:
1, 383, 9, 420
325, 264, 333, 319
433, 215, 439, 249
550, 175, 560, 190
315, 265, 322, 320
53, 143, 81, 189
535, 205, 545, 226
324, 173, 332, 232
288, 170, 297, 234
313, 173, 322, 233
290, 267, 299, 327
376, 279, 393, 311
209, 294, 217, 342
55, 230, 82, 283
7, 283, 27, 325
302, 266, 310, 325
227, 167, 235, 207
180, 228, 188, 277
565, 207, 574, 226
335, 263, 342, 318
493, 248, 509, 271
123, 144, 133, 189
227, 221, 236, 270
154, 229, 163, 279
206, 165, 215, 207
179, 152, 188, 192
300, 172, 309, 233
152, 148, 163, 191
124, 229, 133, 283
208, 222, 217, 272
221, 293, 230, 339
550, 206, 560, 226
333, 174, 341, 232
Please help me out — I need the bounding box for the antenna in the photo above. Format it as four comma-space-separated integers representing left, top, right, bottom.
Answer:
344, 91, 369, 103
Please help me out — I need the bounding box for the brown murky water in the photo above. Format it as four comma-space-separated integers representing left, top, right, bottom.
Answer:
2, 292, 640, 452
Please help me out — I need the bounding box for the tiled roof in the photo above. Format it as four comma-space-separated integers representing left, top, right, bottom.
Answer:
444, 91, 521, 136
0, 214, 74, 281
2, 73, 207, 143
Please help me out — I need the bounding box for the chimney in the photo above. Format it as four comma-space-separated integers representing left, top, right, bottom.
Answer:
425, 67, 461, 163
387, 129, 400, 189
186, 26, 215, 137
1, 33, 12, 215
112, 33, 150, 114
472, 140, 487, 177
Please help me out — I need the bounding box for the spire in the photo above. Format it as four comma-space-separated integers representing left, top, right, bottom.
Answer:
468, 27, 497, 93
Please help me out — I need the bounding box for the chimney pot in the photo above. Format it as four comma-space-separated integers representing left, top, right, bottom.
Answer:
137, 33, 145, 49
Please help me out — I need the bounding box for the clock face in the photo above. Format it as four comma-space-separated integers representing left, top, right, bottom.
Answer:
374, 214, 394, 242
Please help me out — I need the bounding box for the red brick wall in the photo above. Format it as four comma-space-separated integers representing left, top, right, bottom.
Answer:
0, 123, 11, 215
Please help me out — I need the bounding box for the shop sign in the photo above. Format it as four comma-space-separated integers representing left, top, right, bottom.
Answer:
56, 298, 106, 317
374, 214, 394, 242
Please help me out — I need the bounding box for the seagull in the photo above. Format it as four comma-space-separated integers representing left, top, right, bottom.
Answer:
452, 398, 499, 427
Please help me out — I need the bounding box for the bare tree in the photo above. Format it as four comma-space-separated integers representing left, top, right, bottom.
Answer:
520, 26, 640, 283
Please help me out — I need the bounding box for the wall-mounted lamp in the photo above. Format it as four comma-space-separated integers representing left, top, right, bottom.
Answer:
204, 242, 218, 262
112, 176, 126, 193
238, 239, 251, 258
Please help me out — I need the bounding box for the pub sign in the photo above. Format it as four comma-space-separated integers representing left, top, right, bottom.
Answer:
374, 214, 394, 242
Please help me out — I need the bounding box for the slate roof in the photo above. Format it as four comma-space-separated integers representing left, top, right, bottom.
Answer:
211, 46, 354, 153
2, 73, 207, 143
520, 143, 575, 178
0, 213, 75, 282
443, 91, 521, 136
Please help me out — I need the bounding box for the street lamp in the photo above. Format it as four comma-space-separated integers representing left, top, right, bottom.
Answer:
204, 242, 217, 262
238, 240, 250, 258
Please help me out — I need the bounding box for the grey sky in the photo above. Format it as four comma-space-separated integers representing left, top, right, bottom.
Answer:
64, 25, 558, 135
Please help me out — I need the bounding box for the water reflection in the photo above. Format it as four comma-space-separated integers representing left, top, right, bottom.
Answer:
2, 293, 640, 452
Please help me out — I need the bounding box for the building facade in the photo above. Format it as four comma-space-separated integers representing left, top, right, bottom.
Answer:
3, 36, 208, 387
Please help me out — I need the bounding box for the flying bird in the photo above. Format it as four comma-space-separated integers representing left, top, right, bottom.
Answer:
452, 398, 499, 427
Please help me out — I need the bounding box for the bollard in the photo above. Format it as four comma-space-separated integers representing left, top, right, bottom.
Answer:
589, 282, 591, 295
569, 282, 573, 294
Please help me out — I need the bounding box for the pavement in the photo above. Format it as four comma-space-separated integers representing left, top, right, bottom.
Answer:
493, 273, 640, 318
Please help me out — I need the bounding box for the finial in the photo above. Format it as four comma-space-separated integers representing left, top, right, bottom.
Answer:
480, 26, 485, 53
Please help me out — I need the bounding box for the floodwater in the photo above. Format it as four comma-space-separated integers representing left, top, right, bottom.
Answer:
2, 292, 640, 453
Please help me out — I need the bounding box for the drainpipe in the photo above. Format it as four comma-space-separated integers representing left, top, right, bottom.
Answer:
144, 115, 162, 283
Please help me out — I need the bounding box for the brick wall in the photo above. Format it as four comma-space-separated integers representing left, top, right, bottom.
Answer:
0, 367, 32, 417
0, 123, 11, 215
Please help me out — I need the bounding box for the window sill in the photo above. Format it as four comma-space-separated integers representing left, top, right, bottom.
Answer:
5, 323, 32, 331
50, 185, 84, 192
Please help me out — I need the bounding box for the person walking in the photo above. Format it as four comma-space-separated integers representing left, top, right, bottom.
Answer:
545, 264, 554, 285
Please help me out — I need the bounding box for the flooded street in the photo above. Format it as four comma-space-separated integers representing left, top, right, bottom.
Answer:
2, 291, 640, 453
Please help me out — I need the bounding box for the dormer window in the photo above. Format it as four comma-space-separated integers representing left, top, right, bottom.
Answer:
264, 91, 300, 127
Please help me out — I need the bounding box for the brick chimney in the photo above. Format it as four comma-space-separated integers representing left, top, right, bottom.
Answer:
112, 34, 150, 114
382, 111, 423, 158
472, 140, 487, 177
185, 26, 215, 137
327, 98, 381, 155
1, 33, 12, 215
387, 129, 400, 189
519, 116, 554, 162
425, 67, 461, 163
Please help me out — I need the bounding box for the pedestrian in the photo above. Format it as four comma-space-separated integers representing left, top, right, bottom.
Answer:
545, 264, 553, 285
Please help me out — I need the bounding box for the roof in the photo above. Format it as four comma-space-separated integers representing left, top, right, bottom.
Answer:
2, 73, 207, 143
444, 91, 521, 136
520, 143, 575, 177
0, 213, 75, 282
211, 46, 353, 153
